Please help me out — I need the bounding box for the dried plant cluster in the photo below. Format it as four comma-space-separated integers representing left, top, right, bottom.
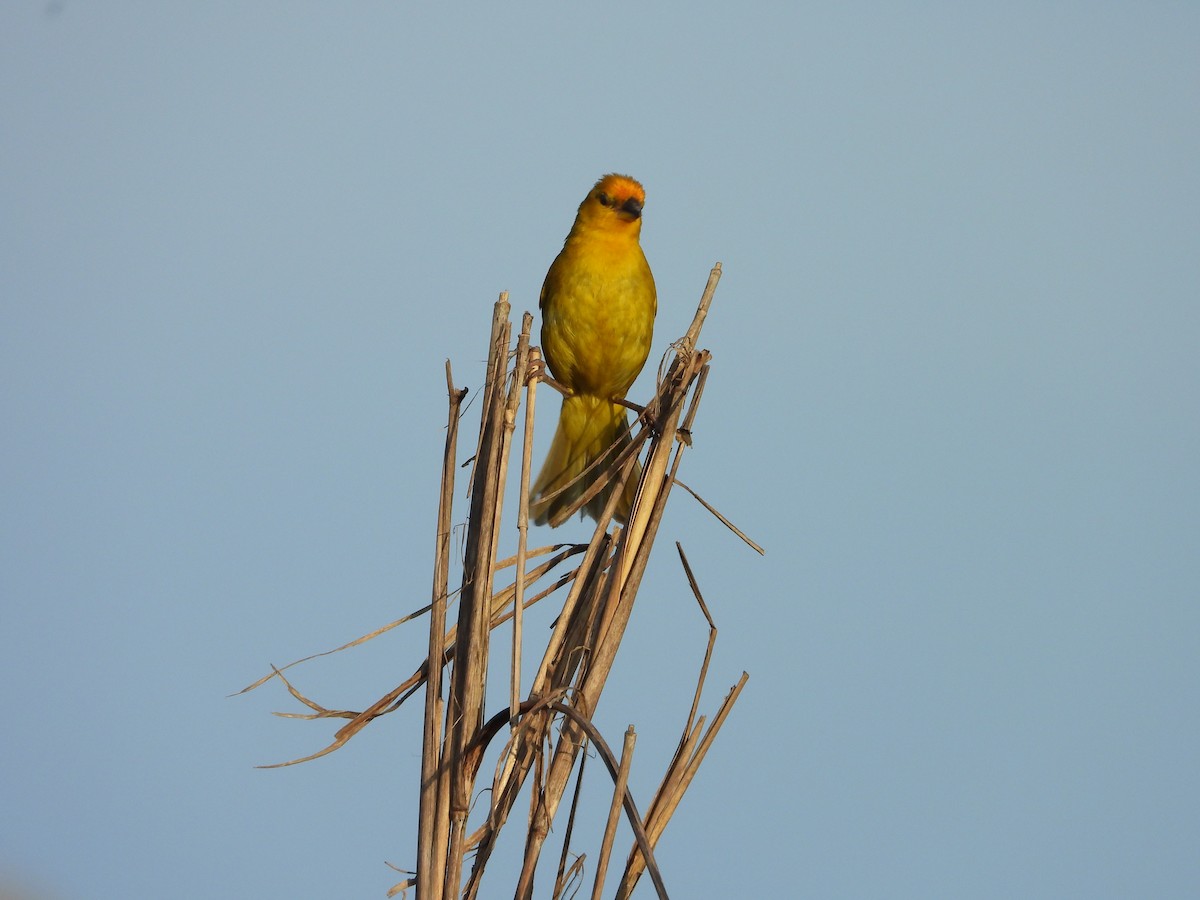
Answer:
241, 263, 754, 899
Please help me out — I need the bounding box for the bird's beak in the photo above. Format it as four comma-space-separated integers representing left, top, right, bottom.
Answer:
619, 197, 643, 220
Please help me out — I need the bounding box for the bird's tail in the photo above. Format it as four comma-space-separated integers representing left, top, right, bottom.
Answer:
529, 395, 640, 527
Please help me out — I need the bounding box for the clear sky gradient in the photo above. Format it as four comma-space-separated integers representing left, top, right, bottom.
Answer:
3, 4, 1198, 898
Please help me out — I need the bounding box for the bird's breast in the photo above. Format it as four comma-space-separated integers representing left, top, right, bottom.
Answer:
540, 245, 656, 400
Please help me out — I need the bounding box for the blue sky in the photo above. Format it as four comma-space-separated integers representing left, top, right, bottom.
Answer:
2, 3, 1198, 898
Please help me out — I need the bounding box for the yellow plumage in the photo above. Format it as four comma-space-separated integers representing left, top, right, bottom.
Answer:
529, 174, 657, 526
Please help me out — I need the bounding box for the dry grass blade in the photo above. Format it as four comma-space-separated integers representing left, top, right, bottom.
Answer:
250, 542, 587, 768
231, 602, 443, 697
252, 665, 414, 768
495, 542, 585, 570
672, 477, 765, 556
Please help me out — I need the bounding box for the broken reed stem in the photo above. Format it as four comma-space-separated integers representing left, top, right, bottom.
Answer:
415, 360, 465, 900
591, 725, 637, 900
443, 295, 511, 898
681, 262, 722, 354
491, 311, 531, 587
512, 342, 538, 722
676, 542, 717, 736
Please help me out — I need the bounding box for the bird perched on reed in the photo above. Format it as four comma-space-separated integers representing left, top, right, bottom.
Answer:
529, 174, 657, 526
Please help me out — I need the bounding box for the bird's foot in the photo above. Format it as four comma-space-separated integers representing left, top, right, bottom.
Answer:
535, 364, 573, 398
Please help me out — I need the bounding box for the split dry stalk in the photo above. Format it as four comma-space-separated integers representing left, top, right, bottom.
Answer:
442, 297, 524, 897
415, 360, 467, 900
511, 344, 539, 723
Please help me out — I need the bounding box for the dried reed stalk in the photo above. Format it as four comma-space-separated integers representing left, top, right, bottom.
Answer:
415, 361, 467, 900
442, 296, 523, 897
591, 726, 636, 900
511, 344, 539, 722
241, 264, 756, 900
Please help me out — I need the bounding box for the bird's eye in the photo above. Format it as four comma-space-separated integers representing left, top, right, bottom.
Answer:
596, 191, 612, 207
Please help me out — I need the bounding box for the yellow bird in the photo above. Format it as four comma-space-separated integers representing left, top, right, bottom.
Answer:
529, 174, 657, 526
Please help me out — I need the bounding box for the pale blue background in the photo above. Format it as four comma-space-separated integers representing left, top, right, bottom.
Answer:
3, 4, 1198, 898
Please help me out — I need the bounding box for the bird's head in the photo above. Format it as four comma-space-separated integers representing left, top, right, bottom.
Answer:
577, 174, 646, 229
